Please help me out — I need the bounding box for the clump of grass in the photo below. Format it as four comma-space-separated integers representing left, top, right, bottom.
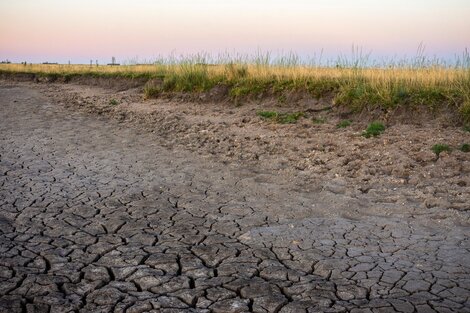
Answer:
257, 111, 278, 119
306, 78, 341, 98
362, 122, 385, 138
460, 101, 470, 124
257, 111, 304, 124
224, 63, 248, 80
109, 99, 119, 106
229, 79, 271, 99
144, 86, 161, 98
335, 81, 382, 111
281, 112, 304, 124
432, 144, 452, 157
161, 64, 221, 92
460, 143, 470, 152
336, 119, 352, 128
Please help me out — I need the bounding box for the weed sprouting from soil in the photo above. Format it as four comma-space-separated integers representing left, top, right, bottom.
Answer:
336, 120, 352, 128
432, 144, 452, 157
109, 99, 119, 106
281, 112, 304, 124
362, 122, 386, 138
460, 143, 470, 152
257, 111, 304, 124
257, 111, 278, 119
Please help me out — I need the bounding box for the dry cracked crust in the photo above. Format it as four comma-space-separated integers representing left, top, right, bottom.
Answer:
0, 82, 469, 313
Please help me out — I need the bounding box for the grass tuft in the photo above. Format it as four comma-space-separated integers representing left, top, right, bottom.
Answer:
432, 144, 452, 157
109, 99, 119, 106
144, 86, 161, 98
336, 120, 352, 128
460, 143, 470, 153
362, 122, 385, 138
460, 101, 470, 123
257, 111, 304, 124
280, 112, 304, 124
257, 111, 278, 119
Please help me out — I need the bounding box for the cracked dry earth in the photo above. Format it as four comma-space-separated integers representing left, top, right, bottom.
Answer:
1, 83, 469, 313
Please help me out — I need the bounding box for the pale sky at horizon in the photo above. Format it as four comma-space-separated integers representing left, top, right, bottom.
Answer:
1, 0, 469, 64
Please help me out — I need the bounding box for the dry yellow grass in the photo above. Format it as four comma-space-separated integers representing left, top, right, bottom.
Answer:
0, 63, 466, 87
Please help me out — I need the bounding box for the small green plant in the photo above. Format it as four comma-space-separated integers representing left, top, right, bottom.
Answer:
257, 111, 304, 124
464, 125, 470, 132
312, 117, 327, 124
336, 119, 352, 128
257, 111, 278, 119
280, 112, 304, 124
362, 122, 385, 138
460, 143, 470, 153
432, 144, 452, 157
109, 99, 119, 106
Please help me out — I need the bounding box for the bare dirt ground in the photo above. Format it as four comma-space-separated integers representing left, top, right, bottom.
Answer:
36, 81, 470, 224
1, 80, 469, 313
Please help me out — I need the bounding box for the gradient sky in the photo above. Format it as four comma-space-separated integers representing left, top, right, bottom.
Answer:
1, 0, 469, 64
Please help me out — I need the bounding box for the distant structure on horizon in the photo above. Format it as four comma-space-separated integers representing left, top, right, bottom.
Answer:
107, 56, 120, 66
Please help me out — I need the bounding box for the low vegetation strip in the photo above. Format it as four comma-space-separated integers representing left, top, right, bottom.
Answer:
257, 111, 304, 124
1, 61, 470, 122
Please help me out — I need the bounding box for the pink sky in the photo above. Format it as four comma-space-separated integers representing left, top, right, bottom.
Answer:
1, 0, 469, 64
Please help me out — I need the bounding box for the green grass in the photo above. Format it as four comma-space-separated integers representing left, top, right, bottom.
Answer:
109, 99, 119, 106
257, 111, 304, 124
257, 111, 278, 119
362, 122, 386, 138
144, 85, 161, 98
432, 144, 452, 157
281, 112, 304, 124
336, 119, 352, 128
460, 143, 470, 152
460, 101, 470, 123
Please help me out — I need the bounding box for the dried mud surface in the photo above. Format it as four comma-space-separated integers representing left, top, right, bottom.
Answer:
1, 81, 469, 313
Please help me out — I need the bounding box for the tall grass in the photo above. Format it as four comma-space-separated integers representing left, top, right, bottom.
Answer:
1, 50, 469, 121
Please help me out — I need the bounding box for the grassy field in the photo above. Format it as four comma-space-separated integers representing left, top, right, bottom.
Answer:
1, 58, 470, 122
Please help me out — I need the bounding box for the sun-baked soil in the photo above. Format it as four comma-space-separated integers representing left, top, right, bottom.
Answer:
1, 80, 469, 312
23, 81, 470, 225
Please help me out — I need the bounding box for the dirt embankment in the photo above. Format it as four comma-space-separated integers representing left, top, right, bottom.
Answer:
2, 78, 470, 226
0, 71, 148, 90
